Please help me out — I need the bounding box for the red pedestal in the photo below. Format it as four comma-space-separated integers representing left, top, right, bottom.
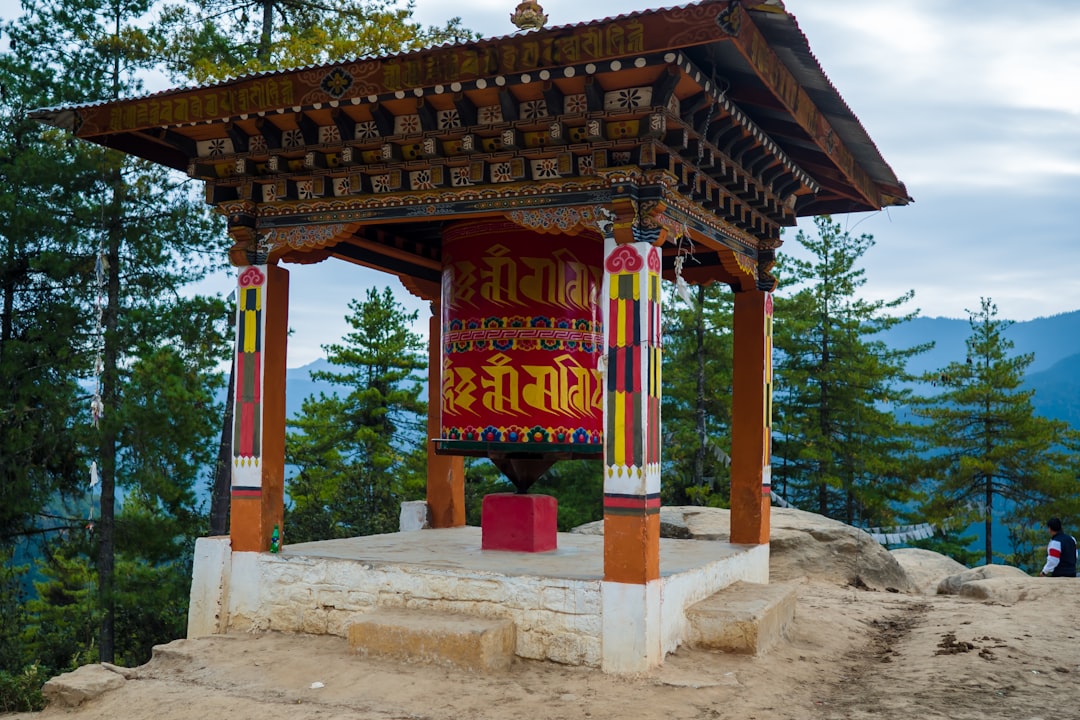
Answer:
481, 493, 558, 552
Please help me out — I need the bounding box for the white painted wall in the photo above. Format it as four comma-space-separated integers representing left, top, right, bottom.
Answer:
224, 552, 603, 665
186, 536, 232, 638
190, 535, 768, 668
659, 543, 769, 655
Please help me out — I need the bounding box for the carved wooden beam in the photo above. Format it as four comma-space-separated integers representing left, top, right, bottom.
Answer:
416, 98, 438, 132
370, 103, 396, 136
225, 123, 249, 153
454, 92, 478, 126
297, 112, 320, 145
498, 88, 519, 123
542, 81, 564, 117
255, 117, 283, 150
584, 76, 604, 112
651, 65, 681, 110
331, 108, 357, 142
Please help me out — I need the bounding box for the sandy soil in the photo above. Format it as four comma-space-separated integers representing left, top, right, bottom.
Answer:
10, 574, 1077, 720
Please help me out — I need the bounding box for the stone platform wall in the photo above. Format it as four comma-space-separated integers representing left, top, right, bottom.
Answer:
189, 535, 768, 669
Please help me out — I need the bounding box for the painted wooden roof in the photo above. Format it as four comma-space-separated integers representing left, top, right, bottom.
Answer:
31, 0, 910, 293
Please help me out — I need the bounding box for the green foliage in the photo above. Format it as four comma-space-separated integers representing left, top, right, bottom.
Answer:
913, 298, 1072, 567
463, 458, 512, 527
771, 216, 927, 526
661, 282, 733, 507
0, 548, 29, 672
23, 528, 195, 672
157, 0, 477, 83
110, 551, 194, 664
287, 287, 429, 541
24, 537, 100, 672
0, 664, 48, 713
2, 0, 230, 665
534, 460, 604, 531
0, 14, 97, 546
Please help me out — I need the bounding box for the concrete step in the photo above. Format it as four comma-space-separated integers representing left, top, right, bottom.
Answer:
684, 581, 797, 655
347, 608, 516, 672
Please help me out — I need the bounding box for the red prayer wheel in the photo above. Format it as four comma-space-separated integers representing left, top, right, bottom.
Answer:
439, 219, 604, 461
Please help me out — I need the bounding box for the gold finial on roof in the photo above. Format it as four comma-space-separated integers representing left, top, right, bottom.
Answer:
510, 0, 548, 31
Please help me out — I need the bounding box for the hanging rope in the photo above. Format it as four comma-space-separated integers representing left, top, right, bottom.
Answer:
672, 224, 695, 306
85, 181, 110, 531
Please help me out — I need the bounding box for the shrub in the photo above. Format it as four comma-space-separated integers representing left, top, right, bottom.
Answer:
0, 664, 49, 713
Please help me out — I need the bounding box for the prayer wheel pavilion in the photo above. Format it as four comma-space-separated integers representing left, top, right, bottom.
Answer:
33, 0, 909, 671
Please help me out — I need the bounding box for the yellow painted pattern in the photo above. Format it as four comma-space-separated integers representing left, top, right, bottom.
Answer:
240, 285, 262, 353
615, 296, 627, 347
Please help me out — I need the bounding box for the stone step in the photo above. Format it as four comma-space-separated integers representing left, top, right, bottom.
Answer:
684, 581, 797, 655
347, 608, 516, 672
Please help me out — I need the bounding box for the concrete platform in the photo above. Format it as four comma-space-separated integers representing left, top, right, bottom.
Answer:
189, 527, 769, 670
280, 525, 753, 580
685, 580, 796, 655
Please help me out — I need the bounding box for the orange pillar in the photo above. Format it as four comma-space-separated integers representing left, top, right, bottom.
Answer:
426, 305, 465, 527
229, 264, 289, 552
730, 289, 772, 545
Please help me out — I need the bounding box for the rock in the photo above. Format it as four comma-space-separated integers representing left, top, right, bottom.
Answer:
572, 506, 917, 592
958, 577, 1080, 603
765, 507, 915, 592
890, 548, 968, 595
42, 663, 126, 707
936, 564, 1030, 595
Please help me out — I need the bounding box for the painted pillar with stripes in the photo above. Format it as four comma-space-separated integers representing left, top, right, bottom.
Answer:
600, 239, 663, 672
230, 264, 289, 552
730, 289, 772, 546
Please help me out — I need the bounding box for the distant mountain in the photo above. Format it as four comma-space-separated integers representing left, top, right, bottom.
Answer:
285, 358, 340, 419
1025, 352, 1080, 429
876, 310, 1080, 377
874, 310, 1080, 428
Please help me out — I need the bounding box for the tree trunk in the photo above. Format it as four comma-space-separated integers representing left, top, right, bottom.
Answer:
209, 362, 235, 536
98, 162, 123, 664
984, 474, 993, 566
96, 0, 125, 665
259, 0, 274, 62
1, 237, 13, 359
817, 298, 831, 518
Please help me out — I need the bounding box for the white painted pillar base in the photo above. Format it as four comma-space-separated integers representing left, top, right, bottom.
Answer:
601, 579, 662, 672
187, 536, 232, 638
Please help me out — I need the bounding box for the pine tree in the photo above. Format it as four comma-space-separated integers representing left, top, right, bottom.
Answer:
3, 0, 230, 663
0, 5, 97, 551
22, 537, 99, 673
157, 0, 475, 83
286, 287, 428, 541
772, 216, 927, 526
661, 282, 734, 506
914, 298, 1072, 566
0, 547, 29, 673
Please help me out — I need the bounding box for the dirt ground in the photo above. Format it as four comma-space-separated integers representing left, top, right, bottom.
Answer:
10, 575, 1077, 720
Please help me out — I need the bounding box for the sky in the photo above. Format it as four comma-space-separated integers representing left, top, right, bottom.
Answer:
2, 0, 1079, 367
